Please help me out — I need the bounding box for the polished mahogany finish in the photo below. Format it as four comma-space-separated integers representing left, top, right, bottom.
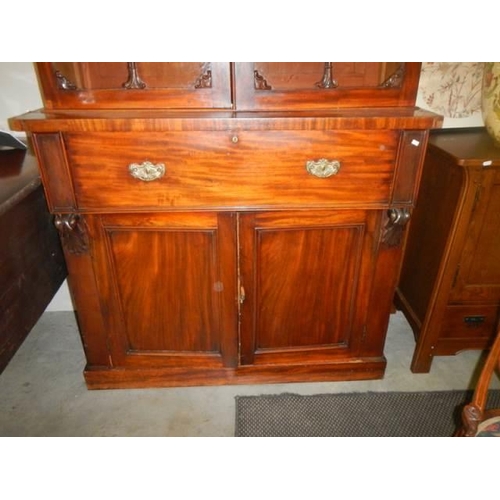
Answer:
235, 63, 421, 110
64, 130, 399, 211
36, 62, 232, 109
396, 128, 500, 373
11, 62, 442, 388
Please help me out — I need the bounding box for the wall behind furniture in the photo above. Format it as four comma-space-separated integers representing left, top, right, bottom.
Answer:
0, 62, 487, 311
0, 63, 42, 132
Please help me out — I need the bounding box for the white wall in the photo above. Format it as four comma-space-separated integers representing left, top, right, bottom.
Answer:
0, 63, 42, 132
0, 62, 487, 311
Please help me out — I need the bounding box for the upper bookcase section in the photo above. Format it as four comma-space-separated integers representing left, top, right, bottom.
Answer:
35, 62, 421, 111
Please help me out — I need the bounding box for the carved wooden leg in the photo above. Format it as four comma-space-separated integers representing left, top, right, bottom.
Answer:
455, 403, 482, 437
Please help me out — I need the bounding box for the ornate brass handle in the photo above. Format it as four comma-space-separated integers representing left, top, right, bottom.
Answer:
128, 161, 166, 182
305, 158, 341, 178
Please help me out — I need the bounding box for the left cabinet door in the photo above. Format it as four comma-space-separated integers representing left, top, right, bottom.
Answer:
36, 62, 233, 109
85, 212, 238, 371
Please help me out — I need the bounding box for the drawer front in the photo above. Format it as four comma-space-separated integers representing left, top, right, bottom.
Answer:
64, 130, 399, 210
440, 305, 499, 340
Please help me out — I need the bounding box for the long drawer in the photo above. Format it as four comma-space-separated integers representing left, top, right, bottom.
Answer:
63, 130, 399, 210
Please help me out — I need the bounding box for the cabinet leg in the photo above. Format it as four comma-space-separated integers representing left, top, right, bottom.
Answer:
410, 345, 434, 373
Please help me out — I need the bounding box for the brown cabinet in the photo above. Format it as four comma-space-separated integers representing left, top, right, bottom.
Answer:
11, 62, 442, 388
36, 62, 232, 109
0, 149, 66, 373
396, 128, 500, 373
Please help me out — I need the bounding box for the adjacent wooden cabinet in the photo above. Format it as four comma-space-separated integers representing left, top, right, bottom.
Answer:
11, 62, 442, 388
396, 128, 500, 373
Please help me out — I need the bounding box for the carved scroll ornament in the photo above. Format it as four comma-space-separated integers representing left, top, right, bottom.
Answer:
55, 71, 77, 90
380, 63, 405, 88
254, 70, 272, 90
458, 404, 482, 437
194, 63, 213, 89
381, 208, 411, 247
54, 214, 88, 255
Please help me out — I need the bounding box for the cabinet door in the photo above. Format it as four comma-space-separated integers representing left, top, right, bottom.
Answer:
238, 210, 379, 366
450, 168, 500, 303
234, 62, 421, 110
36, 62, 232, 109
88, 212, 238, 369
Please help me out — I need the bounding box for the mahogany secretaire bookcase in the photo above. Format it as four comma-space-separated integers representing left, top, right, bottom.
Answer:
10, 63, 442, 389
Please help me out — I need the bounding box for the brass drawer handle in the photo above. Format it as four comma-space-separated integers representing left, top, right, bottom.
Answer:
128, 161, 165, 182
305, 158, 341, 178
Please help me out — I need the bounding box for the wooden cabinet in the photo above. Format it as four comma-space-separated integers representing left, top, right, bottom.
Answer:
396, 128, 500, 373
0, 149, 66, 373
10, 62, 442, 388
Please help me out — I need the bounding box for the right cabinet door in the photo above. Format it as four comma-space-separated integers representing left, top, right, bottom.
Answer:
238, 210, 380, 366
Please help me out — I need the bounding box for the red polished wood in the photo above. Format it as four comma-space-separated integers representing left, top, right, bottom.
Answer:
11, 62, 441, 388
396, 128, 500, 373
238, 210, 379, 366
235, 62, 421, 111
64, 130, 399, 211
35, 62, 232, 110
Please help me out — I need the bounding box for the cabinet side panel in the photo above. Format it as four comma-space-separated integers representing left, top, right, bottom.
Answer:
397, 149, 464, 324
454, 172, 500, 301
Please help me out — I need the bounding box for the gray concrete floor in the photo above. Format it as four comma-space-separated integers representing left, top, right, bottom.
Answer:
0, 311, 495, 436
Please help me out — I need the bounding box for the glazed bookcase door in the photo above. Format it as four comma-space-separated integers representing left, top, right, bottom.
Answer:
234, 62, 421, 110
238, 210, 379, 366
88, 212, 238, 369
36, 62, 232, 109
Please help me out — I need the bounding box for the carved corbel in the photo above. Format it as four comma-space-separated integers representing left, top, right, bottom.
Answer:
381, 208, 411, 247
194, 63, 213, 89
380, 64, 405, 88
254, 70, 272, 90
55, 71, 77, 90
54, 214, 88, 255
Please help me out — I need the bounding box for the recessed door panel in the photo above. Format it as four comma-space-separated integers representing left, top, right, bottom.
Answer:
451, 171, 500, 303
239, 210, 379, 366
89, 212, 237, 368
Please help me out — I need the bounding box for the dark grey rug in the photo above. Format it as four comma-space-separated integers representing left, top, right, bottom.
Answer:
235, 390, 500, 437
